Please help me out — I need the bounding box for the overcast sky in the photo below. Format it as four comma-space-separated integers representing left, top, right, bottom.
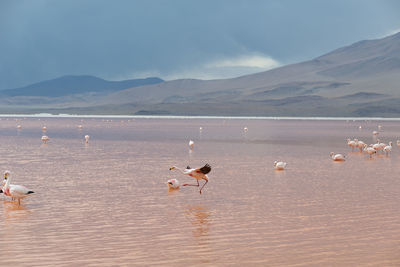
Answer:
0, 0, 399, 89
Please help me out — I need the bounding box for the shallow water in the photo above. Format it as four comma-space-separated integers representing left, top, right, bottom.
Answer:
0, 117, 400, 266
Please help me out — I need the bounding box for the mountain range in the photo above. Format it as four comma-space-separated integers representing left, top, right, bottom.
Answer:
1, 32, 400, 117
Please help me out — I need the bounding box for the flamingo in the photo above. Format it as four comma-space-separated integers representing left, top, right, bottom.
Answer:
347, 138, 357, 151
397, 140, 400, 147
169, 164, 211, 194
372, 131, 379, 136
244, 127, 248, 132
167, 179, 180, 189
42, 126, 47, 132
17, 125, 22, 129
274, 161, 287, 170
189, 140, 194, 150
78, 125, 83, 129
383, 142, 393, 156
356, 140, 366, 151
41, 135, 49, 143
85, 135, 90, 144
2, 171, 34, 205
330, 152, 345, 161
372, 140, 385, 153
363, 144, 376, 158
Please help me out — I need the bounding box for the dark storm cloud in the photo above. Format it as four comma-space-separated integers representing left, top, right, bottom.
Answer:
0, 0, 399, 89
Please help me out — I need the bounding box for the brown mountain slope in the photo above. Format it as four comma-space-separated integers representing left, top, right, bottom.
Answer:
1, 32, 400, 116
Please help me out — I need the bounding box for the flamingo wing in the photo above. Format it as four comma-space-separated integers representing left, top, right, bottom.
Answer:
198, 164, 211, 174
10, 185, 34, 197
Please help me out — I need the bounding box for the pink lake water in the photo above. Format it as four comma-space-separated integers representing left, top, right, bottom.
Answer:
1, 117, 400, 266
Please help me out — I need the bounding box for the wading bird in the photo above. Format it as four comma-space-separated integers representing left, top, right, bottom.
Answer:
85, 135, 90, 144
330, 152, 345, 161
41, 135, 49, 143
363, 144, 376, 158
2, 171, 34, 205
383, 142, 393, 156
169, 164, 211, 194
347, 139, 357, 151
274, 161, 287, 170
189, 140, 194, 150
167, 179, 180, 189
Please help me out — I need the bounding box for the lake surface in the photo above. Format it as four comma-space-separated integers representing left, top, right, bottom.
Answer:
1, 117, 400, 266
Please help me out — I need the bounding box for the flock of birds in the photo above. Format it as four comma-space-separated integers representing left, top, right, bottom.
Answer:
3, 122, 400, 202
167, 126, 288, 194
1, 123, 91, 205
167, 124, 400, 194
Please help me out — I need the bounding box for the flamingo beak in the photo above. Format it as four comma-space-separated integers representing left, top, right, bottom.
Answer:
169, 167, 174, 170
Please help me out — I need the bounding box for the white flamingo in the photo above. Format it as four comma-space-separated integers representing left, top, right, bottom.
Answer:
42, 126, 47, 132
85, 135, 90, 144
41, 135, 49, 143
383, 142, 393, 156
274, 161, 287, 170
2, 171, 34, 205
372, 140, 385, 153
330, 152, 345, 161
169, 164, 211, 194
17, 125, 22, 129
372, 131, 379, 136
244, 127, 248, 132
356, 140, 366, 151
189, 140, 194, 150
363, 144, 376, 158
347, 138, 357, 151
167, 179, 180, 189
78, 125, 83, 129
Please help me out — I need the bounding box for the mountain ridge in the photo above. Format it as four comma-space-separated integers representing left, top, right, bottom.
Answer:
1, 32, 400, 117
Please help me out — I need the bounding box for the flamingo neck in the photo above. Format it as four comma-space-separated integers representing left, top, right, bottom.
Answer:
3, 176, 10, 190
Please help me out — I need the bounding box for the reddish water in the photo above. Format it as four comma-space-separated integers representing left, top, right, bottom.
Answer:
1, 117, 400, 266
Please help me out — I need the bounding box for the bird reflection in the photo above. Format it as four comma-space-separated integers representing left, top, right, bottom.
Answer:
2, 200, 31, 221
185, 205, 211, 238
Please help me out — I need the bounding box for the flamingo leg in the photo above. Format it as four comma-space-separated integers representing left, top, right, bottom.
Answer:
183, 180, 200, 187
18, 199, 20, 205
199, 180, 208, 194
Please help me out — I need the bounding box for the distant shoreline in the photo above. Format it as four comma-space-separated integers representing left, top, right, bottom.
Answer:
0, 113, 400, 121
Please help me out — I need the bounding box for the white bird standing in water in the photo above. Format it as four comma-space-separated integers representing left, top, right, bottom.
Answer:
363, 144, 376, 158
244, 127, 248, 132
274, 161, 287, 170
1, 171, 34, 205
189, 140, 194, 150
169, 164, 211, 194
42, 126, 47, 132
383, 142, 393, 156
167, 179, 180, 189
347, 139, 357, 151
41, 135, 49, 143
85, 135, 90, 144
17, 125, 22, 129
372, 131, 379, 136
330, 152, 346, 161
